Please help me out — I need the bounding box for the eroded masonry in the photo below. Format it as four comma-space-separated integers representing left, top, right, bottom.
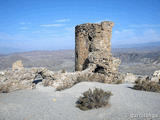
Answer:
0, 21, 123, 92
75, 21, 113, 71
75, 21, 121, 80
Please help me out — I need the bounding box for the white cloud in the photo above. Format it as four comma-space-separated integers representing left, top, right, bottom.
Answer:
20, 22, 31, 25
55, 19, 70, 23
65, 27, 74, 32
112, 28, 160, 45
0, 32, 32, 44
114, 29, 134, 35
96, 19, 111, 23
32, 31, 41, 33
0, 32, 12, 40
40, 24, 65, 27
0, 30, 74, 51
128, 24, 160, 28
19, 27, 29, 30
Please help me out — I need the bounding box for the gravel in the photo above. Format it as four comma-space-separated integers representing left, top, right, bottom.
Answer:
0, 82, 160, 120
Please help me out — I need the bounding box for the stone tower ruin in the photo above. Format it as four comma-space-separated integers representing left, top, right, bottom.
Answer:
75, 21, 114, 71
0, 21, 122, 93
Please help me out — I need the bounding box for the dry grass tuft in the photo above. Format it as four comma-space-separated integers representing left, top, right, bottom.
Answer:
133, 80, 160, 92
56, 85, 65, 91
61, 69, 66, 73
115, 79, 123, 84
42, 79, 50, 86
76, 88, 112, 110
0, 83, 10, 93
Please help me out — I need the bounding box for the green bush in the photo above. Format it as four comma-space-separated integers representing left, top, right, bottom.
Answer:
76, 88, 112, 110
133, 80, 160, 92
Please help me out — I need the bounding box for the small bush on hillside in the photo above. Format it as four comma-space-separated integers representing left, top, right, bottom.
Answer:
42, 79, 50, 86
115, 79, 123, 84
133, 80, 160, 92
76, 88, 112, 110
56, 85, 66, 91
61, 69, 66, 73
0, 84, 10, 93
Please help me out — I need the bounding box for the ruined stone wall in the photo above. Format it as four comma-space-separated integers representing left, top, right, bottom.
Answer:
0, 21, 123, 93
75, 21, 114, 71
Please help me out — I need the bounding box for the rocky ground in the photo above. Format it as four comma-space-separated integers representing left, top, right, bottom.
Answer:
0, 48, 160, 120
0, 82, 160, 120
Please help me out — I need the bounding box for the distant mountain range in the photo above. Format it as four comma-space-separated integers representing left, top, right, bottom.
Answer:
0, 47, 25, 54
0, 41, 160, 75
1, 41, 160, 54
0, 50, 75, 72
0, 46, 160, 75
112, 41, 160, 49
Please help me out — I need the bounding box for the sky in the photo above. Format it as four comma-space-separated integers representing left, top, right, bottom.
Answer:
0, 0, 160, 53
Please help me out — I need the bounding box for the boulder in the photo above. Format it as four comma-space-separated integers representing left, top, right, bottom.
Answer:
124, 73, 138, 83
153, 70, 160, 80
12, 60, 24, 71
150, 70, 160, 83
151, 77, 159, 83
0, 67, 47, 93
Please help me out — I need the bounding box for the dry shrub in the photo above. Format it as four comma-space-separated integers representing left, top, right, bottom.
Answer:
133, 80, 160, 92
61, 69, 66, 73
0, 83, 10, 93
76, 88, 112, 110
115, 79, 123, 84
56, 86, 67, 91
42, 78, 55, 87
42, 79, 50, 86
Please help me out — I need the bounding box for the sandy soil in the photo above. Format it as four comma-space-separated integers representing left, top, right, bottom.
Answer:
0, 82, 160, 120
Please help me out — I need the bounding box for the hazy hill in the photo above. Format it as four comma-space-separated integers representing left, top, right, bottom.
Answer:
113, 41, 160, 49
0, 50, 75, 72
0, 46, 160, 75
1, 41, 160, 54
112, 49, 160, 64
